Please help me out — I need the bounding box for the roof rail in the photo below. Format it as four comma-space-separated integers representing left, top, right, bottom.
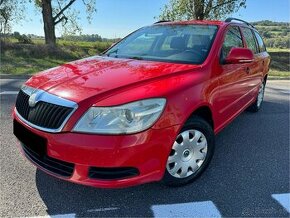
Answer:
154, 20, 171, 24
225, 17, 255, 29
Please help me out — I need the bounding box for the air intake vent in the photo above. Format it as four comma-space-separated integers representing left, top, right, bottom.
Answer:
89, 167, 139, 180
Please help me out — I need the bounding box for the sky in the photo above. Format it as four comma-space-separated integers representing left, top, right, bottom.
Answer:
13, 0, 290, 38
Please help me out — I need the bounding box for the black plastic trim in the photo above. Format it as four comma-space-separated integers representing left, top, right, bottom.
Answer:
89, 167, 139, 180
13, 120, 75, 177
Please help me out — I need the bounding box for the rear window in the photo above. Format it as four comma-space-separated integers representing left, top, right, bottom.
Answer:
241, 27, 259, 54
254, 31, 266, 52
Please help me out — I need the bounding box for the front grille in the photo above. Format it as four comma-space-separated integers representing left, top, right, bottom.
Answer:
89, 167, 139, 180
14, 120, 75, 177
15, 90, 73, 130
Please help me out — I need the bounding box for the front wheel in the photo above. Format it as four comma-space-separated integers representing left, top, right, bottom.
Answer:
163, 116, 215, 186
247, 82, 265, 112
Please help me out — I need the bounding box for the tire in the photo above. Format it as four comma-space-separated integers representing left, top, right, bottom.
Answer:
163, 116, 215, 186
247, 82, 266, 112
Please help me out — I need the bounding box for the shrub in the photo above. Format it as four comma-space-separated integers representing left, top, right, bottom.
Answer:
15, 34, 33, 44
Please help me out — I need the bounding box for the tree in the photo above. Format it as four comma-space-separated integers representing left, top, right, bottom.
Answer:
0, 0, 26, 35
35, 0, 96, 46
158, 0, 246, 21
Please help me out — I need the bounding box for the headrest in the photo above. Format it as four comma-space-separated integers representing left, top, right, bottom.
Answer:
170, 37, 186, 50
200, 35, 210, 45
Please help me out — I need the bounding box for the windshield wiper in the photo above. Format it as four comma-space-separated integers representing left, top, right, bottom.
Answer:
127, 56, 144, 60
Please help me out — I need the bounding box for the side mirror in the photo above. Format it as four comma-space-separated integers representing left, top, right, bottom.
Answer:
225, 47, 254, 64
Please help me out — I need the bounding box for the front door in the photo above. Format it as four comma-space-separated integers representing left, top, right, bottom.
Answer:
216, 26, 249, 127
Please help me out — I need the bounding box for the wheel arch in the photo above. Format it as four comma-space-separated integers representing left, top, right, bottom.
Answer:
186, 105, 214, 130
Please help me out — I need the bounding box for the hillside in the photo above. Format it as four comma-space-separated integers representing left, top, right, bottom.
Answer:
252, 20, 289, 49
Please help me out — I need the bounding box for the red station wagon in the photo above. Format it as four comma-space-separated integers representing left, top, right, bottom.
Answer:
13, 18, 270, 188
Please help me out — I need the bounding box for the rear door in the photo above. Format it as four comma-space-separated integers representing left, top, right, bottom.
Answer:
253, 31, 271, 79
240, 27, 261, 100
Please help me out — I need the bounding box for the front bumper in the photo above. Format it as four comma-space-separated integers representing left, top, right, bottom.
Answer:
13, 114, 179, 188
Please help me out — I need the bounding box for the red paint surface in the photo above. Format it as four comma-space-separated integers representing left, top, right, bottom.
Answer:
14, 20, 270, 188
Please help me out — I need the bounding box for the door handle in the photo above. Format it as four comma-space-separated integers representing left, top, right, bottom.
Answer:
245, 67, 250, 74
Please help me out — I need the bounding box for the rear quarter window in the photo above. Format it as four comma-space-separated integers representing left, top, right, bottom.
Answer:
254, 31, 266, 52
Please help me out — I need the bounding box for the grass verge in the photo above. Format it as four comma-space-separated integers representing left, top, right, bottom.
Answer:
268, 49, 289, 78
0, 40, 111, 75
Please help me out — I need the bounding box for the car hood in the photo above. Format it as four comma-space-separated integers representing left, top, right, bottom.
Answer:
26, 56, 200, 103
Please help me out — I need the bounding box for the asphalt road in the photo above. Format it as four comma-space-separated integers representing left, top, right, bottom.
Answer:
0, 79, 289, 217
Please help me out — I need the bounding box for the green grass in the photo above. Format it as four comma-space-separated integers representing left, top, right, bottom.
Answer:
267, 48, 290, 52
268, 70, 290, 78
0, 39, 112, 75
1, 55, 65, 75
267, 49, 290, 78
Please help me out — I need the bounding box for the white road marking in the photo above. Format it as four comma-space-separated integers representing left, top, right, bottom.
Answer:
151, 201, 221, 218
87, 207, 119, 212
272, 193, 290, 213
0, 91, 19, 95
30, 214, 75, 218
50, 214, 76, 218
280, 90, 290, 94
28, 208, 119, 218
29, 207, 120, 218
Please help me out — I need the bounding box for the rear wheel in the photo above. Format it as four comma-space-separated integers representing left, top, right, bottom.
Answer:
163, 116, 215, 186
247, 82, 265, 112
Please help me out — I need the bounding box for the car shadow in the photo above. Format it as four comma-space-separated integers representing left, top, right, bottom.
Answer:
35, 99, 289, 217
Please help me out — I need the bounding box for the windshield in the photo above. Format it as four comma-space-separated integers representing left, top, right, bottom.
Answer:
104, 24, 218, 64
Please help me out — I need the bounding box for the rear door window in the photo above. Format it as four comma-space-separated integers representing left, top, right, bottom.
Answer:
254, 31, 266, 52
241, 27, 259, 54
221, 26, 243, 60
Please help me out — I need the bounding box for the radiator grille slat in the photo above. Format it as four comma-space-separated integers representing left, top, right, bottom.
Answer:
57, 109, 72, 128
15, 90, 74, 130
42, 105, 52, 127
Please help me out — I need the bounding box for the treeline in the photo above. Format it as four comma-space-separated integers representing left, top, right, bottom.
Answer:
1, 31, 35, 44
252, 20, 290, 49
2, 31, 120, 44
251, 20, 289, 27
60, 34, 120, 43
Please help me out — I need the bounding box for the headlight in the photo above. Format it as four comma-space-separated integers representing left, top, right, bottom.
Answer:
73, 98, 166, 134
